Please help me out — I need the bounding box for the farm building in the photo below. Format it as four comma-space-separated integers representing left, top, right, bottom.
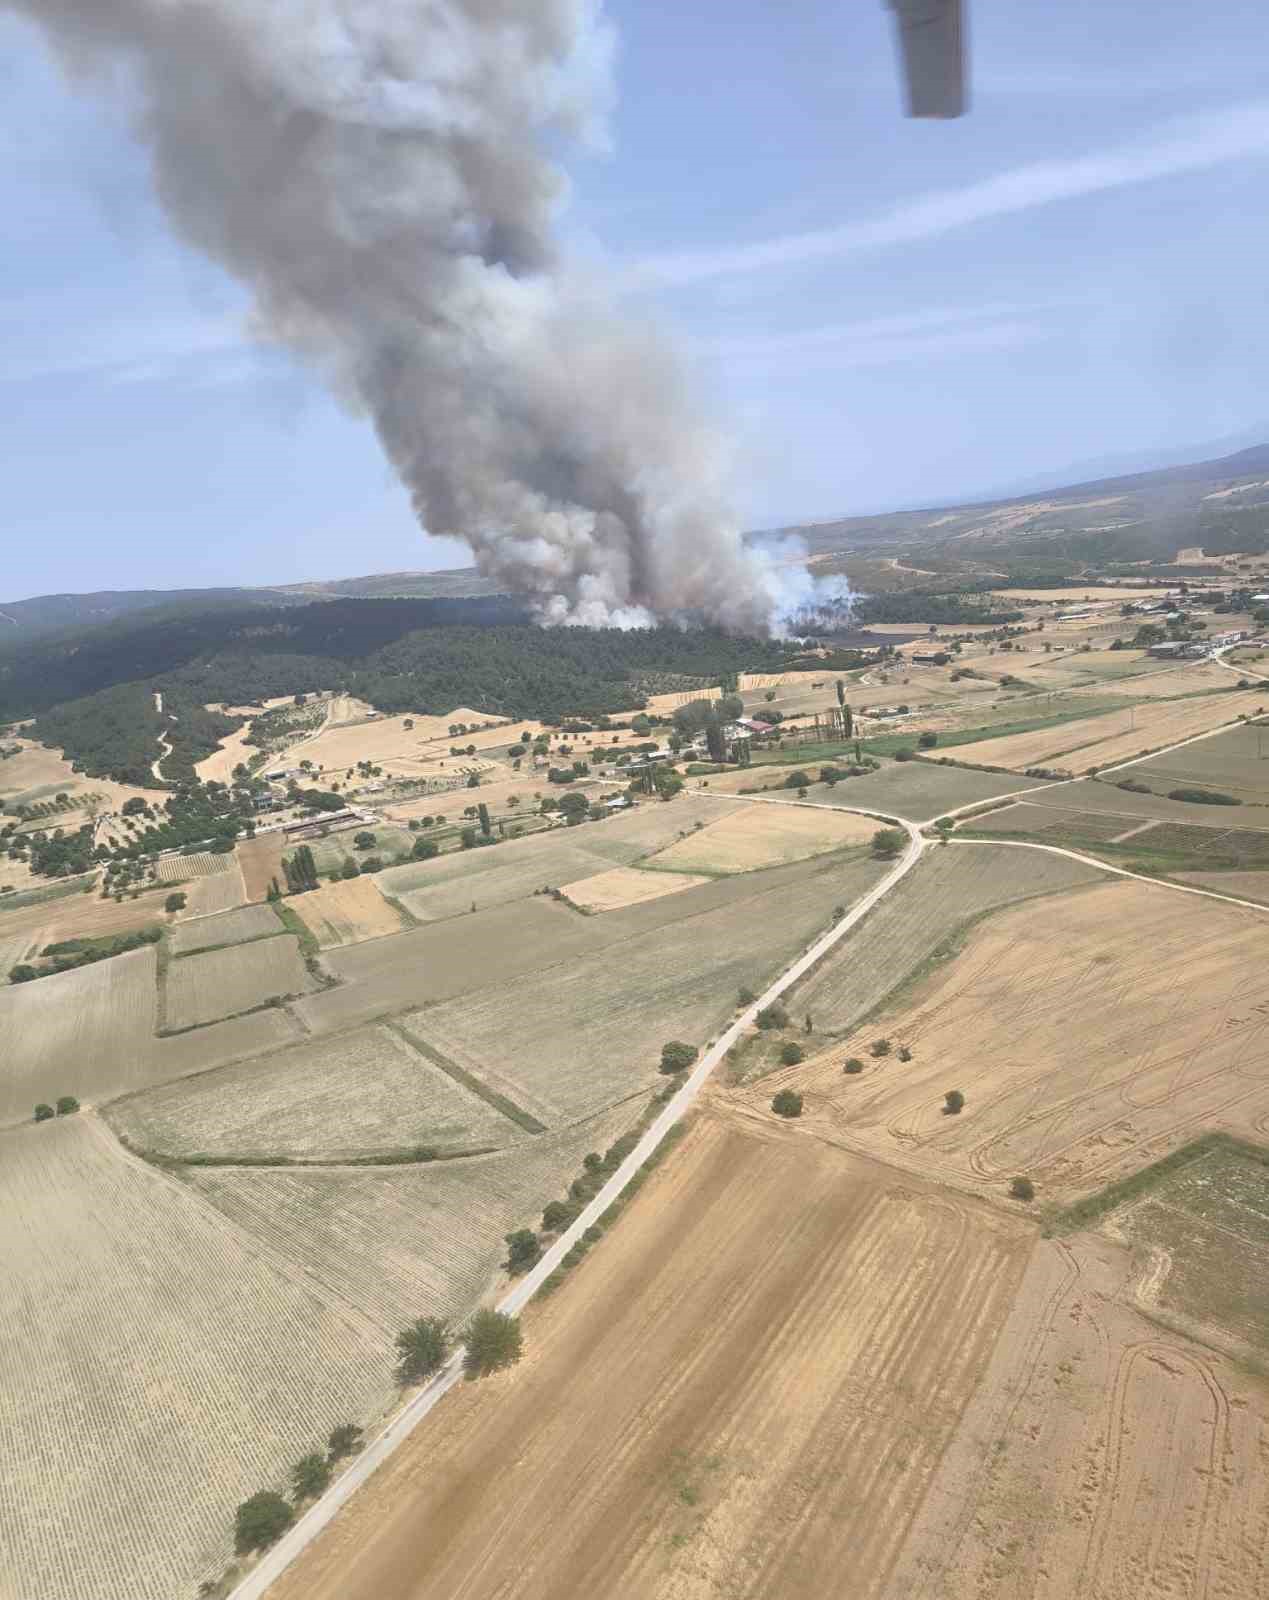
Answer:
1147, 641, 1187, 658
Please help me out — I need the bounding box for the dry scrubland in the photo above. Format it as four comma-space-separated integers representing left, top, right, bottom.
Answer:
189, 1103, 635, 1338
108, 1022, 522, 1161
0, 1116, 392, 1600
559, 864, 710, 911
950, 688, 1266, 773
270, 1116, 1036, 1600
404, 853, 887, 1126
163, 934, 314, 1031
169, 902, 282, 954
648, 803, 874, 873
289, 875, 405, 946
766, 870, 1269, 1204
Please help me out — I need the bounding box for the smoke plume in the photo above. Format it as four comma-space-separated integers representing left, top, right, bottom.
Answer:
9, 0, 785, 630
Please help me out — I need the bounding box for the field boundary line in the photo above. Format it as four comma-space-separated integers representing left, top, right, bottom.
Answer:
225, 820, 928, 1600
385, 1019, 549, 1134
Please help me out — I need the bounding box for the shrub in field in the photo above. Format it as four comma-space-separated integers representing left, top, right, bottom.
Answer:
1009, 1176, 1035, 1202
327, 1423, 364, 1461
780, 1042, 805, 1066
832, 904, 846, 921
893, 748, 915, 762
56, 1096, 80, 1116
464, 1308, 523, 1379
756, 1003, 789, 1031
872, 828, 906, 858
340, 857, 360, 879
34, 1103, 54, 1122
234, 1491, 294, 1555
784, 770, 811, 790
919, 731, 939, 748
898, 1045, 912, 1062
504, 1229, 542, 1275
354, 831, 376, 850
842, 1058, 864, 1075
290, 1452, 331, 1501
737, 985, 757, 1006
395, 1315, 450, 1384
771, 1089, 803, 1118
1167, 788, 1241, 805
542, 1199, 578, 1232
943, 1089, 965, 1115
413, 836, 439, 861
660, 1040, 699, 1074
165, 892, 187, 913
870, 1038, 892, 1057
360, 856, 385, 873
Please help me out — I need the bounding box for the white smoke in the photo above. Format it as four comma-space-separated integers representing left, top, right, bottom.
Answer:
8, 0, 788, 631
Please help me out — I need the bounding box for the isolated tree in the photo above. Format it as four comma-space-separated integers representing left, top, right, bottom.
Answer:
660, 1040, 699, 1074
737, 985, 757, 1006
843, 702, 853, 738
779, 1042, 804, 1066
705, 718, 727, 764
340, 857, 361, 879
266, 876, 282, 901
842, 1058, 864, 1075
784, 770, 810, 790
756, 1003, 789, 1030
412, 836, 439, 861
897, 1045, 912, 1062
464, 1308, 523, 1379
870, 1038, 892, 1057
354, 830, 376, 850
327, 1423, 364, 1461
918, 730, 939, 748
56, 1096, 80, 1116
291, 1452, 331, 1501
395, 1316, 450, 1385
771, 1088, 803, 1118
478, 803, 492, 837
836, 679, 845, 707
504, 1229, 541, 1275
164, 891, 187, 913
943, 1089, 965, 1115
34, 1102, 55, 1122
1009, 1176, 1035, 1202
234, 1491, 294, 1555
872, 828, 906, 858
542, 1199, 578, 1232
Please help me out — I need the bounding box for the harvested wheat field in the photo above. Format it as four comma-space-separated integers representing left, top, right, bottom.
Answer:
290, 875, 405, 946
270, 1113, 1033, 1600
189, 1102, 635, 1339
164, 935, 314, 1031
169, 901, 282, 954
194, 717, 256, 783
0, 1115, 392, 1600
109, 1021, 523, 1160
950, 689, 1266, 774
237, 831, 287, 901
0, 948, 158, 1123
647, 802, 875, 873
560, 865, 710, 911
763, 863, 1269, 1204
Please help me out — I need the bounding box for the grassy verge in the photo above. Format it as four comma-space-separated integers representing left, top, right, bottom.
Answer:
387, 1020, 548, 1134
118, 1133, 500, 1171
1042, 1133, 1269, 1236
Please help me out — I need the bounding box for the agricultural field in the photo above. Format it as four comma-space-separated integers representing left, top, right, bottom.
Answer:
269, 1114, 1035, 1600
163, 934, 314, 1031
0, 1115, 392, 1600
559, 864, 710, 911
404, 853, 888, 1126
762, 868, 1269, 1205
786, 842, 1108, 1042
108, 1022, 522, 1160
288, 876, 405, 946
0, 736, 152, 819
647, 803, 874, 873
701, 757, 1038, 819
948, 687, 1266, 774
160, 850, 248, 917
1175, 867, 1269, 902
0, 948, 159, 1123
1129, 717, 1269, 798
188, 1102, 635, 1339
169, 902, 282, 954
237, 830, 287, 901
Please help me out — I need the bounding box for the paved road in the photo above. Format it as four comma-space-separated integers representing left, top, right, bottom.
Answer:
227, 814, 926, 1600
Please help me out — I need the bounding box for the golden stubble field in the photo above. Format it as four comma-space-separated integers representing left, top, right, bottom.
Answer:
290, 876, 406, 946
759, 870, 1269, 1205
647, 802, 875, 873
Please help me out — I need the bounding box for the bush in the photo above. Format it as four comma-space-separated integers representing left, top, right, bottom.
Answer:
395, 1315, 450, 1384
327, 1423, 364, 1461
164, 892, 187, 913
412, 836, 439, 861
290, 1452, 331, 1501
464, 1308, 523, 1379
918, 731, 938, 748
660, 1040, 699, 1074
755, 1003, 789, 1030
737, 985, 756, 1006
842, 1058, 864, 1075
354, 831, 376, 850
869, 1038, 891, 1057
1009, 1175, 1035, 1202
34, 1103, 55, 1122
871, 827, 906, 858
897, 1045, 912, 1062
784, 770, 811, 790
771, 1088, 803, 1118
893, 748, 914, 762
56, 1096, 80, 1116
779, 1041, 804, 1066
943, 1089, 965, 1115
1167, 788, 1241, 805
359, 855, 384, 873
541, 1199, 578, 1232
234, 1491, 294, 1555
504, 1229, 542, 1275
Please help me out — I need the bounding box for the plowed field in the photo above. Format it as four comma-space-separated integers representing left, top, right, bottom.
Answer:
268, 1114, 1033, 1600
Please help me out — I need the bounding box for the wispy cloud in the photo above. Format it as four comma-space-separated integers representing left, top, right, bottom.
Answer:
703, 302, 1048, 372
0, 305, 254, 387
632, 101, 1269, 290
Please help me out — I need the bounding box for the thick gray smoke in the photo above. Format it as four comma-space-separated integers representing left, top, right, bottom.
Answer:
9, 0, 785, 630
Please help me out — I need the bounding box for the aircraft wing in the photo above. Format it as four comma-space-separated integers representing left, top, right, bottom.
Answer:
885, 0, 967, 118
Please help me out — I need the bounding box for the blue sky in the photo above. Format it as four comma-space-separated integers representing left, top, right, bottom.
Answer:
3, 0, 1269, 600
